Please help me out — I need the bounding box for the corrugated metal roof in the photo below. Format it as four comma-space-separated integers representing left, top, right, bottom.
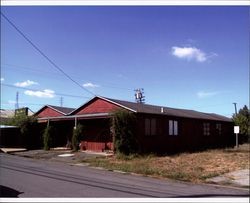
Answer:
104, 97, 232, 122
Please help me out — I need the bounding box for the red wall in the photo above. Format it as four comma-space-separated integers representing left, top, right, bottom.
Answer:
76, 98, 120, 115
37, 107, 63, 118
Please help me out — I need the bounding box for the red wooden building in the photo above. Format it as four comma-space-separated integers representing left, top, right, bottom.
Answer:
36, 96, 234, 153
35, 105, 74, 118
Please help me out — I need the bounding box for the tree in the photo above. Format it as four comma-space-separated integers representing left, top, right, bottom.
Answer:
233, 105, 250, 142
112, 109, 138, 155
43, 125, 56, 150
72, 124, 84, 151
6, 114, 38, 149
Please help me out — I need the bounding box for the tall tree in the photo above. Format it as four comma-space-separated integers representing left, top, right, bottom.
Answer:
112, 109, 138, 155
233, 105, 250, 142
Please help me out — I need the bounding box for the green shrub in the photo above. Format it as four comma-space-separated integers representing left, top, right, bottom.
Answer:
72, 124, 84, 151
6, 115, 38, 149
43, 126, 54, 150
112, 109, 138, 155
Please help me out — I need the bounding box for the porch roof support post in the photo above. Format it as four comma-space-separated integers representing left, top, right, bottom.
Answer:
47, 119, 50, 127
74, 117, 77, 129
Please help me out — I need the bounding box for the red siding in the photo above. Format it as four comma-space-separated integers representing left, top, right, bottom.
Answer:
80, 141, 113, 152
37, 107, 63, 118
76, 98, 120, 115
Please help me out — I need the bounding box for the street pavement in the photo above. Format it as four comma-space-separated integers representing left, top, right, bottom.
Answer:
0, 153, 249, 198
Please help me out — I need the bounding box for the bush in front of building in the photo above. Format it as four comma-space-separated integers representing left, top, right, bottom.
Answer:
72, 124, 84, 151
43, 126, 54, 150
233, 105, 250, 143
5, 114, 39, 149
112, 109, 138, 155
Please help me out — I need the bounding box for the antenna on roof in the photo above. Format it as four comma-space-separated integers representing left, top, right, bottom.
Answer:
134, 88, 145, 104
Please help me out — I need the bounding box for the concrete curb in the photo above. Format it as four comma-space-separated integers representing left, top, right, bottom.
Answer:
0, 148, 27, 153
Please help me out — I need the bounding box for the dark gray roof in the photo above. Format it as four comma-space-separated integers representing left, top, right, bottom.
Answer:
35, 105, 75, 116
48, 105, 75, 115
104, 97, 232, 122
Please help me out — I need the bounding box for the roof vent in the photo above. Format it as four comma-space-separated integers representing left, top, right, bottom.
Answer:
161, 107, 164, 113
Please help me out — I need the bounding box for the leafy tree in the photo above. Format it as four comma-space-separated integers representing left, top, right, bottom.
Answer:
72, 124, 84, 151
6, 114, 38, 149
233, 105, 250, 142
43, 125, 53, 150
112, 109, 138, 155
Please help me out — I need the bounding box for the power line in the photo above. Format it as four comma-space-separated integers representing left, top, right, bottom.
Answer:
2, 63, 134, 91
1, 101, 45, 107
1, 12, 95, 97
1, 83, 91, 99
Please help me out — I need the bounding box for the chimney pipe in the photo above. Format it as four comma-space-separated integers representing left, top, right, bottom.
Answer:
161, 107, 164, 113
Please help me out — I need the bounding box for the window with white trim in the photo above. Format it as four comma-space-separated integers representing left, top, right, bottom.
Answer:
169, 120, 178, 136
203, 123, 210, 136
145, 118, 156, 136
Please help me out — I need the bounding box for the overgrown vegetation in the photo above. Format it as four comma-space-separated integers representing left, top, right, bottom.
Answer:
43, 125, 54, 150
83, 144, 249, 183
4, 114, 38, 149
112, 109, 138, 155
233, 105, 250, 142
72, 124, 84, 151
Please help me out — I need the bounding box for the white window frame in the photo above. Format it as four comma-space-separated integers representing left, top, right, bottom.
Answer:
169, 120, 178, 136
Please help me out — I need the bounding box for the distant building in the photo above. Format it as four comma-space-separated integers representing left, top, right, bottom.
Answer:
34, 96, 234, 153
0, 107, 34, 124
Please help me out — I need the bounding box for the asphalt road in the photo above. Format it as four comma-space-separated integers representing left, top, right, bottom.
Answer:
0, 153, 249, 198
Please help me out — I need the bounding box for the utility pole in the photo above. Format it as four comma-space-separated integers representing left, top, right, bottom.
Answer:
60, 97, 63, 107
233, 102, 239, 148
134, 88, 145, 104
233, 102, 237, 116
15, 91, 19, 110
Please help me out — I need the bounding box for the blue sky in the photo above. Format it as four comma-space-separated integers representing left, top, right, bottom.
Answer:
1, 6, 249, 117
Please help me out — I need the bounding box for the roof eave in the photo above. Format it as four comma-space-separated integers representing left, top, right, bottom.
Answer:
98, 96, 137, 113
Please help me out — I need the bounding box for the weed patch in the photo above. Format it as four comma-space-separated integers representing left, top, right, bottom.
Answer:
83, 144, 249, 183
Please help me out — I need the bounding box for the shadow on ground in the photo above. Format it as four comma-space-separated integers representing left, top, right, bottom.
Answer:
0, 185, 23, 197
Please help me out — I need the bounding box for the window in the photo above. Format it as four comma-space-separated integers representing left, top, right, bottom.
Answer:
216, 123, 222, 135
169, 120, 178, 136
145, 118, 156, 136
203, 123, 210, 136
151, 118, 156, 136
145, 118, 150, 136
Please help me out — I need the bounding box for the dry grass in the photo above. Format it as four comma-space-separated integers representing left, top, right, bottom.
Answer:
83, 144, 249, 183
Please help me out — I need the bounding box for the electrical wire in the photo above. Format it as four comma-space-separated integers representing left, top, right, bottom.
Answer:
1, 63, 134, 91
1, 12, 96, 97
1, 83, 91, 99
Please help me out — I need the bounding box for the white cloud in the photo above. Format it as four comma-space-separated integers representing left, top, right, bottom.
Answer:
197, 91, 219, 99
171, 46, 207, 62
0, 78, 4, 82
24, 89, 55, 98
14, 80, 38, 87
83, 82, 99, 88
